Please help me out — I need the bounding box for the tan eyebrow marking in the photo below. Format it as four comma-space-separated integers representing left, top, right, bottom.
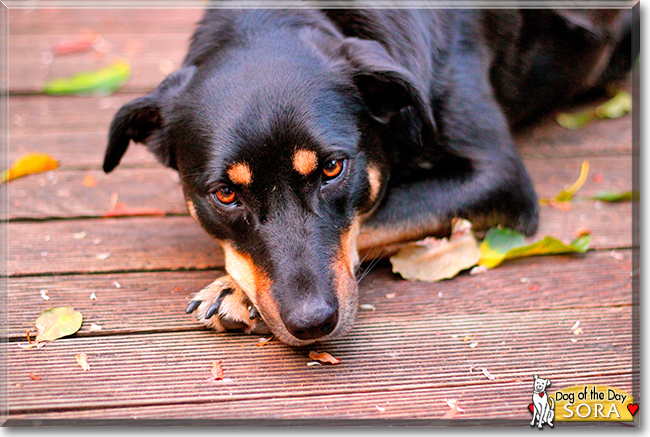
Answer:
292, 149, 318, 176
227, 163, 252, 185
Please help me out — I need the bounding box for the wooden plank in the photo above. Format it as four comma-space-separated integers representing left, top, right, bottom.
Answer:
8, 93, 143, 135
515, 114, 632, 158
7, 168, 186, 220
5, 306, 635, 413
6, 200, 632, 276
7, 217, 224, 276
5, 152, 632, 219
8, 131, 158, 169
7, 374, 636, 422
8, 33, 192, 93
6, 250, 632, 340
8, 8, 203, 35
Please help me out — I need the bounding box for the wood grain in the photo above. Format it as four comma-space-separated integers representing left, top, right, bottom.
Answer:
6, 250, 632, 340
6, 307, 635, 414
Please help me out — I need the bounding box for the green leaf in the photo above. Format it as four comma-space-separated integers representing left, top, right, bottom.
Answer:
590, 190, 636, 202
43, 59, 131, 96
33, 306, 83, 344
479, 227, 590, 269
390, 218, 480, 282
595, 90, 632, 119
557, 90, 632, 130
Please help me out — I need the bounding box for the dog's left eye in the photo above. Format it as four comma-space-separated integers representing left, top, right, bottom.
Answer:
213, 186, 238, 206
322, 159, 345, 181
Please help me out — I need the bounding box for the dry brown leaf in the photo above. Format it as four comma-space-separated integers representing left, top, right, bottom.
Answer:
390, 218, 479, 282
82, 174, 98, 187
308, 351, 341, 365
255, 336, 273, 347
76, 353, 90, 371
208, 360, 224, 381
442, 398, 465, 419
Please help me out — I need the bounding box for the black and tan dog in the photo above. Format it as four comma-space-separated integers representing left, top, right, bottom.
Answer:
104, 8, 634, 346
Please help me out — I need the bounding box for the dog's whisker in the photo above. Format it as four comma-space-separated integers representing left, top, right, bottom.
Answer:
356, 245, 387, 284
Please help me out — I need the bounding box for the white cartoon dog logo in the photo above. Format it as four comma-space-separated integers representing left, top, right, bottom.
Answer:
530, 374, 555, 428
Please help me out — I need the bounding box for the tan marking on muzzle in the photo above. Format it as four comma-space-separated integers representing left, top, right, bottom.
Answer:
328, 216, 360, 340
186, 199, 199, 222
292, 149, 318, 176
227, 163, 252, 186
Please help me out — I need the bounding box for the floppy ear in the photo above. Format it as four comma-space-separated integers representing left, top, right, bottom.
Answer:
340, 37, 438, 148
103, 66, 196, 173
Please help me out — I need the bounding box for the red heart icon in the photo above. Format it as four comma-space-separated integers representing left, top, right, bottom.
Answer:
627, 404, 638, 416
529, 404, 534, 413
539, 393, 544, 397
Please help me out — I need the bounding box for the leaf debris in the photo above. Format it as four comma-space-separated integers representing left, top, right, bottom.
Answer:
442, 398, 465, 419
308, 351, 341, 365
76, 353, 91, 371
208, 360, 224, 381
1, 153, 59, 183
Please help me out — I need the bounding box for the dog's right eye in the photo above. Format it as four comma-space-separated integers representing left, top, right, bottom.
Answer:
213, 186, 237, 206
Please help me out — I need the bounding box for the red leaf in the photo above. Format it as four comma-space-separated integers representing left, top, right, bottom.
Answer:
308, 351, 341, 365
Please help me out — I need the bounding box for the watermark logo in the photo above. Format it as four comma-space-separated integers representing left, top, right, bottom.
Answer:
529, 374, 555, 429
528, 379, 638, 425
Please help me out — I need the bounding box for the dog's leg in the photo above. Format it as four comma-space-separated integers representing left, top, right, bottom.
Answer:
359, 23, 539, 254
186, 275, 270, 335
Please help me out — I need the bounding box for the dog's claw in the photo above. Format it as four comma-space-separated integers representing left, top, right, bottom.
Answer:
204, 288, 233, 319
185, 300, 202, 314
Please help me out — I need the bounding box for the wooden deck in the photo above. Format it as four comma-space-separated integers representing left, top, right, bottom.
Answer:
2, 7, 639, 426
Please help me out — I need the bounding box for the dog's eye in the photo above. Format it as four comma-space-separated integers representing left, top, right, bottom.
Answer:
213, 186, 237, 205
322, 159, 344, 180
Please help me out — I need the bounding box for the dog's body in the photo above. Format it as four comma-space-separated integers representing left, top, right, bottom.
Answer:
531, 374, 555, 428
104, 8, 634, 346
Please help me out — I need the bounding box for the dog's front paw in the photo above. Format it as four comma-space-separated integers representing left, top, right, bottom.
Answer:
185, 275, 270, 335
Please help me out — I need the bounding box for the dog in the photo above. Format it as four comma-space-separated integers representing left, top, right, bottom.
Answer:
531, 374, 555, 428
103, 7, 634, 346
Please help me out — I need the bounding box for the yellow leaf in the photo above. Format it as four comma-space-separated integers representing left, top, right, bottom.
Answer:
2, 153, 59, 183
33, 306, 83, 345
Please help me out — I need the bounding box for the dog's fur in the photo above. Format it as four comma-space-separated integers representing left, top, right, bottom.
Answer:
104, 8, 634, 346
531, 374, 555, 428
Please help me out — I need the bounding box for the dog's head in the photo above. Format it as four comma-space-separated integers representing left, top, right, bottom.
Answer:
533, 374, 551, 393
103, 12, 437, 346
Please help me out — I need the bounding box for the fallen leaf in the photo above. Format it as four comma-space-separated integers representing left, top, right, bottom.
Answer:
574, 226, 591, 238
1, 153, 59, 183
82, 174, 98, 187
52, 32, 100, 55
539, 161, 589, 205
595, 90, 632, 119
30, 306, 83, 347
96, 253, 110, 260
556, 90, 631, 129
309, 351, 341, 365
443, 398, 465, 419
29, 373, 42, 381
470, 365, 496, 380
306, 362, 322, 366
478, 227, 590, 269
359, 303, 375, 311
103, 202, 165, 218
42, 58, 131, 96
208, 360, 224, 381
76, 353, 90, 371
469, 342, 479, 348
255, 336, 273, 347
390, 218, 480, 282
590, 190, 635, 202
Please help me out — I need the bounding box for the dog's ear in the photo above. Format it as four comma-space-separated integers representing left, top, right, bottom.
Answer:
546, 379, 551, 387
103, 66, 196, 173
533, 374, 539, 380
341, 37, 437, 148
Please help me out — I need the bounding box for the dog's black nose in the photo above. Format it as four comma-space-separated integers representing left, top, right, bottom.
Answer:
284, 302, 338, 341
